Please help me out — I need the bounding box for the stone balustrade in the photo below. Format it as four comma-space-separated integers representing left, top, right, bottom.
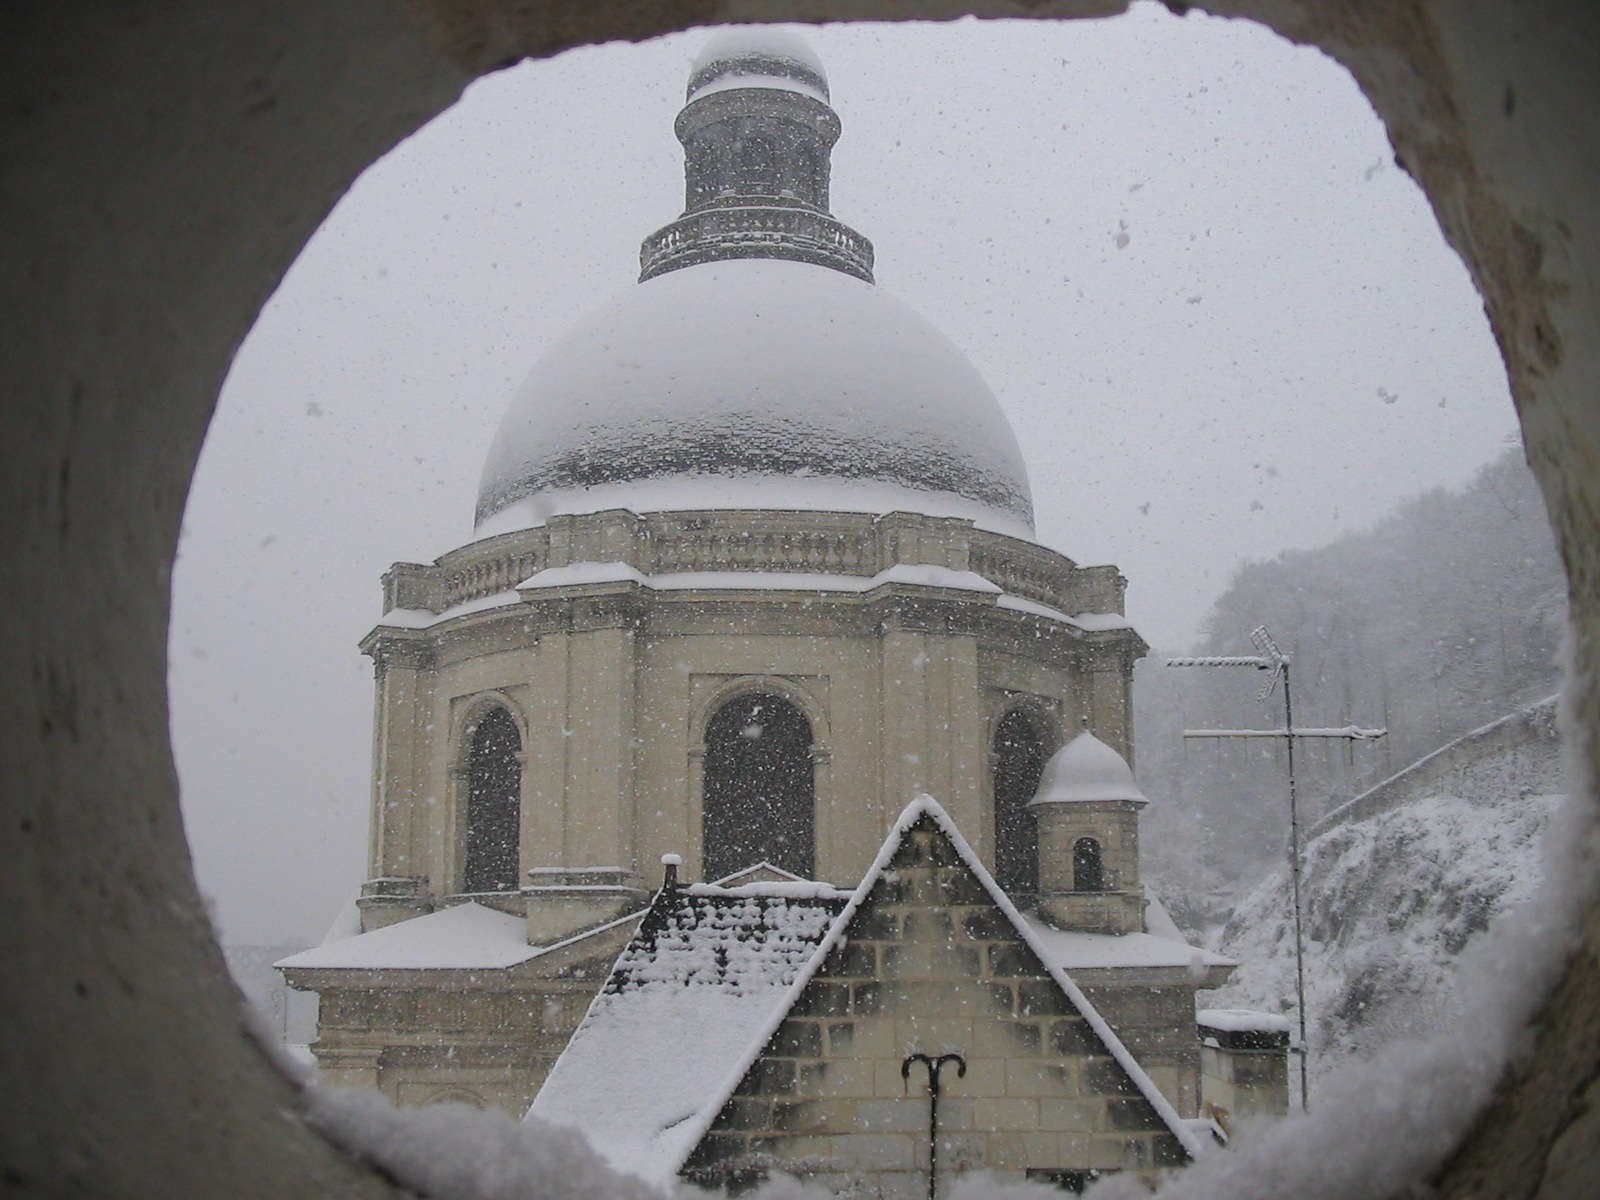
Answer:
381, 509, 1128, 627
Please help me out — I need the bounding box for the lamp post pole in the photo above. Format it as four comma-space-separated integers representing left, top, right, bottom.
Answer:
902, 1053, 965, 1200
1168, 626, 1385, 1112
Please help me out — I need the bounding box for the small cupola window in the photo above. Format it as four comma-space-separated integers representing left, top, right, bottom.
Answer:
1073, 837, 1105, 893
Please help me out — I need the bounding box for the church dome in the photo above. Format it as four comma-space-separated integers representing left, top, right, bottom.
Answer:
475, 33, 1035, 540
475, 257, 1036, 538
1029, 731, 1149, 806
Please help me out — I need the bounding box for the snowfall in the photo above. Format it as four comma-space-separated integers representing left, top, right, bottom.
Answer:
275, 697, 1595, 1200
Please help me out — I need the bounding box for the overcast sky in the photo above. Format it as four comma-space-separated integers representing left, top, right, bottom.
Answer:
169, 5, 1520, 947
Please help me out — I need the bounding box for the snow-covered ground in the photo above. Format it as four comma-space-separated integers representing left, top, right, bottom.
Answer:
1207, 787, 1561, 1080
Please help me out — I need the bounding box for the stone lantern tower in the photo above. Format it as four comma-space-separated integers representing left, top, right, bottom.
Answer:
1031, 728, 1150, 935
640, 30, 872, 282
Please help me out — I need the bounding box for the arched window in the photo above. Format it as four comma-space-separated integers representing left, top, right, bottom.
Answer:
1073, 837, 1105, 893
993, 709, 1045, 895
463, 707, 521, 893
703, 693, 814, 880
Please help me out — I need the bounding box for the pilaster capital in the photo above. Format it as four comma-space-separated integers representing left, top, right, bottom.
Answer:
359, 628, 434, 670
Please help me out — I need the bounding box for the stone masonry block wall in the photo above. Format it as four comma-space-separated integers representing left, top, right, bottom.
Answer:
1081, 986, 1202, 1118
683, 819, 1185, 1195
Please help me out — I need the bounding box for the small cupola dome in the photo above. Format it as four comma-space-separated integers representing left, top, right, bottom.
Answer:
686, 28, 831, 101
1030, 731, 1148, 806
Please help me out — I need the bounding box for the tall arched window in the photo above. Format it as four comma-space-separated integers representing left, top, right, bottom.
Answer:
993, 709, 1045, 895
1073, 837, 1105, 893
463, 707, 521, 893
703, 693, 814, 880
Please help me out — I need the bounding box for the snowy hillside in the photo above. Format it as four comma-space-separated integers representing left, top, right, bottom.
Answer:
1206, 786, 1560, 1079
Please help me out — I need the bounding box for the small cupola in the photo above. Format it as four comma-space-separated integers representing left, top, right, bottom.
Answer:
1030, 730, 1149, 935
639, 30, 873, 283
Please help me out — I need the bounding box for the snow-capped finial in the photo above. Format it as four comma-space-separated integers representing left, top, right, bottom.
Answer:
687, 28, 829, 102
1029, 730, 1148, 806
661, 853, 683, 891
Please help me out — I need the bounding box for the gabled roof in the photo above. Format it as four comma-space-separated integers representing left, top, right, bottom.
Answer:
710, 861, 811, 886
526, 879, 849, 1181
528, 796, 1205, 1183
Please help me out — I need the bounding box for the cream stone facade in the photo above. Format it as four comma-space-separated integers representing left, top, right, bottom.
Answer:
278, 31, 1276, 1149
355, 506, 1142, 941
530, 802, 1211, 1194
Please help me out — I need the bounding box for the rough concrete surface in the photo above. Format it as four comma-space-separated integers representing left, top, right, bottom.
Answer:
1, 0, 1595, 1195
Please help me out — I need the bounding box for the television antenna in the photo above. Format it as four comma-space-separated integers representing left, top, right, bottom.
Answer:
1168, 625, 1386, 1112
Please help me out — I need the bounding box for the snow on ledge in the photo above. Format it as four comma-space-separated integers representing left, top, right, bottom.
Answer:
689, 72, 829, 103
1024, 918, 1234, 973
377, 561, 1130, 638
276, 903, 539, 971
474, 481, 1036, 543
1197, 1008, 1294, 1035
376, 589, 523, 630
871, 563, 1001, 593
683, 880, 852, 901
516, 561, 1005, 597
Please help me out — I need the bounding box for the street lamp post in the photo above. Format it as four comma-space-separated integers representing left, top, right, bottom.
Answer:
1168, 626, 1385, 1112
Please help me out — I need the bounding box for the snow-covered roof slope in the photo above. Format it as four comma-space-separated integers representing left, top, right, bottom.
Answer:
1023, 886, 1232, 976
476, 259, 1034, 537
275, 903, 539, 971
1023, 917, 1234, 973
529, 797, 1204, 1182
527, 883, 848, 1183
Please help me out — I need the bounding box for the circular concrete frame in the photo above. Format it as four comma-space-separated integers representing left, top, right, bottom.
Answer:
2, 2, 1595, 1196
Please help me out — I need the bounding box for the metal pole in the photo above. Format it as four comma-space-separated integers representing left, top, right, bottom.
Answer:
903, 1053, 966, 1200
1171, 627, 1385, 1115
1282, 662, 1310, 1113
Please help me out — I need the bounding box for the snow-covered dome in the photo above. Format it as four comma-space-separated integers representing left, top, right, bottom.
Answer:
476, 258, 1035, 537
1029, 731, 1148, 806
687, 28, 830, 101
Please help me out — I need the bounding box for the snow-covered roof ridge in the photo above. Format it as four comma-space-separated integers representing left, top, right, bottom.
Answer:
1022, 915, 1235, 975
709, 861, 809, 886
276, 901, 646, 973
531, 796, 1204, 1182
527, 880, 849, 1183
872, 798, 1206, 1160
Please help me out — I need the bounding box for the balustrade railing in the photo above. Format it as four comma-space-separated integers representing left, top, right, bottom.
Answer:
417, 518, 1105, 624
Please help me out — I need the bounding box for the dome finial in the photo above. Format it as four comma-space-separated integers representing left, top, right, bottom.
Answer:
687, 28, 830, 102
